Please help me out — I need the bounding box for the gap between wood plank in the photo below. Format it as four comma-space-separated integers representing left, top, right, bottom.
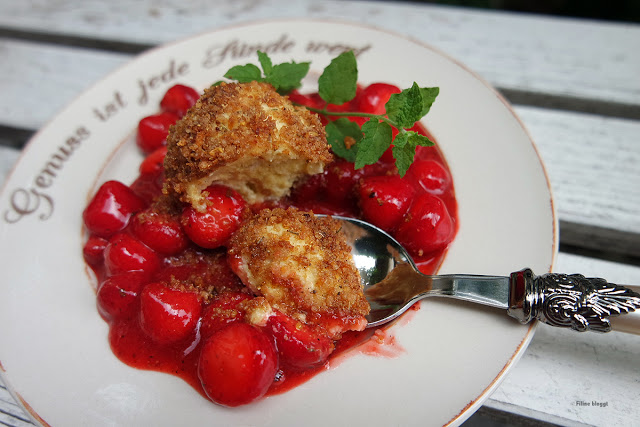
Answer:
0, 27, 152, 54
0, 125, 33, 149
560, 243, 640, 268
501, 89, 640, 121
462, 406, 564, 427
559, 220, 640, 264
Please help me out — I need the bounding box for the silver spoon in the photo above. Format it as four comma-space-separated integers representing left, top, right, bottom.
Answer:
329, 215, 640, 334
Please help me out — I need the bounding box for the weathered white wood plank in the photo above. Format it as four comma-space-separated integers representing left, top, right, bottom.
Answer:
0, 0, 638, 106
487, 253, 640, 427
515, 106, 640, 255
0, 39, 130, 130
0, 146, 21, 189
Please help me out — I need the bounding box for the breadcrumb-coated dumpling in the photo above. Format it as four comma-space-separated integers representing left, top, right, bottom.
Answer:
163, 81, 333, 210
228, 207, 370, 339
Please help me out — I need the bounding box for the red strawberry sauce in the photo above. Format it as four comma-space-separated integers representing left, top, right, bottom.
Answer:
83, 83, 458, 406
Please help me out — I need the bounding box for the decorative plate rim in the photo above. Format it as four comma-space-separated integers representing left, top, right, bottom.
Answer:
0, 18, 557, 427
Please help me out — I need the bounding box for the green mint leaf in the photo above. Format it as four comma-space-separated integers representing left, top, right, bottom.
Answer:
257, 51, 273, 75
392, 131, 434, 176
419, 87, 439, 116
385, 82, 424, 129
354, 120, 393, 169
318, 51, 358, 105
266, 61, 310, 94
223, 52, 310, 94
325, 118, 362, 162
391, 133, 413, 177
408, 130, 435, 148
224, 64, 263, 83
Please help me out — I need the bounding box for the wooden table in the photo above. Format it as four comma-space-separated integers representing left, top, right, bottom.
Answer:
1, 1, 639, 426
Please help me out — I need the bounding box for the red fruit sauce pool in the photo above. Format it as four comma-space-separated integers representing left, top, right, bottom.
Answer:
82, 82, 458, 407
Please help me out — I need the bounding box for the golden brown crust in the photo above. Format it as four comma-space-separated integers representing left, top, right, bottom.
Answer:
228, 207, 369, 338
163, 81, 333, 207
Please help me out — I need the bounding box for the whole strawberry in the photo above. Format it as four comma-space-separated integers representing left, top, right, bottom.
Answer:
198, 323, 278, 407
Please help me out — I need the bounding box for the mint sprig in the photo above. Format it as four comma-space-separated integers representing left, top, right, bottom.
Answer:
222, 51, 439, 176
224, 51, 310, 95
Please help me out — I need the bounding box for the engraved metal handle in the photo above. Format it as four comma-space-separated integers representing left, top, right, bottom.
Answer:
507, 268, 640, 333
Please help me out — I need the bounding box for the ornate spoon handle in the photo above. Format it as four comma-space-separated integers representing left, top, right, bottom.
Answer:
508, 269, 640, 333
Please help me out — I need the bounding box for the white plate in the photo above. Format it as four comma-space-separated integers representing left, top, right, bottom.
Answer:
0, 19, 556, 427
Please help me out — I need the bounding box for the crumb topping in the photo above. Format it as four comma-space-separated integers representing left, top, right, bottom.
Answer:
228, 207, 370, 338
163, 81, 333, 208
162, 249, 246, 302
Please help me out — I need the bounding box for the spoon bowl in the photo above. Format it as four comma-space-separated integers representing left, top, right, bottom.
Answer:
329, 216, 423, 326
332, 216, 510, 327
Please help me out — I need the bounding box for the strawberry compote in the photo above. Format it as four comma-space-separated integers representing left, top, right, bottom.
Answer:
82, 82, 458, 408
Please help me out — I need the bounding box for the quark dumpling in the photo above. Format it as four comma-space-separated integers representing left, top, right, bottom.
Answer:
228, 208, 370, 339
163, 81, 333, 210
